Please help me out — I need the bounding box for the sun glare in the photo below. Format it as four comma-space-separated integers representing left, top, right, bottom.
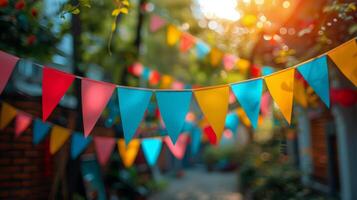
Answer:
197, 0, 241, 21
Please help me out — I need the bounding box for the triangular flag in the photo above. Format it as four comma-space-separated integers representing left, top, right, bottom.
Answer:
328, 39, 357, 86
231, 79, 263, 129
117, 88, 152, 143
223, 54, 237, 71
33, 119, 51, 145
0, 103, 17, 130
225, 112, 239, 133
196, 40, 211, 59
0, 51, 19, 94
82, 78, 116, 137
50, 126, 71, 154
191, 128, 201, 155
164, 134, 188, 160
156, 91, 192, 144
42, 67, 75, 121
94, 136, 116, 166
141, 138, 162, 166
194, 86, 229, 142
117, 139, 141, 168
15, 112, 32, 137
71, 132, 92, 159
167, 25, 181, 46
294, 78, 308, 108
260, 92, 271, 117
149, 15, 166, 32
264, 69, 295, 124
210, 48, 223, 67
203, 125, 217, 145
180, 33, 196, 53
297, 56, 330, 107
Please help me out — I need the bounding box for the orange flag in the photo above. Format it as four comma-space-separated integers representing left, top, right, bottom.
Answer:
294, 78, 308, 108
117, 139, 140, 168
167, 25, 181, 46
0, 103, 17, 130
264, 69, 295, 124
194, 86, 229, 142
328, 39, 357, 86
210, 48, 223, 67
50, 126, 71, 154
179, 33, 196, 53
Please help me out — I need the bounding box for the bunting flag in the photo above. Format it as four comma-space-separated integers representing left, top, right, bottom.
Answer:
328, 39, 357, 86
82, 78, 116, 137
223, 54, 237, 71
50, 125, 71, 154
231, 79, 263, 129
93, 136, 116, 166
42, 67, 75, 121
156, 91, 192, 144
294, 78, 308, 108
191, 128, 201, 155
194, 86, 229, 142
196, 40, 210, 59
141, 138, 162, 166
203, 125, 217, 145
210, 48, 223, 67
167, 25, 181, 46
71, 133, 92, 159
33, 119, 51, 145
117, 88, 152, 143
297, 56, 330, 107
14, 112, 32, 137
0, 103, 17, 130
164, 134, 188, 160
264, 69, 295, 124
260, 92, 272, 117
225, 112, 239, 134
149, 15, 166, 32
262, 66, 275, 76
0, 51, 19, 94
160, 75, 173, 89
117, 139, 141, 168
179, 33, 196, 53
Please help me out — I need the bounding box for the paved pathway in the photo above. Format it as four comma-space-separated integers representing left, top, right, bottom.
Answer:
149, 168, 242, 200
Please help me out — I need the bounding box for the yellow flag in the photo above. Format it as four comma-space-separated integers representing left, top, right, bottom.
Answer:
210, 48, 223, 67
167, 25, 181, 46
264, 69, 295, 124
294, 78, 308, 108
236, 58, 250, 72
328, 39, 357, 86
50, 126, 71, 154
160, 75, 173, 89
0, 103, 17, 130
194, 86, 229, 142
117, 139, 140, 168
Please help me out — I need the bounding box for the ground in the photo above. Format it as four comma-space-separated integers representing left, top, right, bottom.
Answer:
149, 168, 242, 200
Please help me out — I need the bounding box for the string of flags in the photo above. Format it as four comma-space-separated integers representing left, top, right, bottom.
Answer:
0, 38, 356, 147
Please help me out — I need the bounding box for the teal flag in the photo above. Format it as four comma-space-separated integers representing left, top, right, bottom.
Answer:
141, 138, 162, 166
297, 56, 330, 107
118, 88, 152, 143
196, 40, 210, 59
231, 79, 263, 129
156, 91, 192, 144
225, 112, 239, 137
33, 119, 51, 145
71, 132, 92, 159
191, 127, 201, 155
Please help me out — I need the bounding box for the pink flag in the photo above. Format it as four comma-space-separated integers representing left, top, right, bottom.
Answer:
150, 15, 166, 32
42, 67, 75, 121
82, 79, 115, 137
15, 112, 32, 137
164, 134, 188, 160
260, 92, 271, 117
223, 54, 237, 71
94, 136, 116, 166
0, 51, 19, 94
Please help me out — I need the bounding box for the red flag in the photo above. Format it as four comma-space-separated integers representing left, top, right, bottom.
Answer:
179, 33, 196, 53
203, 125, 217, 145
42, 67, 75, 121
94, 136, 116, 166
15, 112, 32, 137
82, 79, 115, 137
0, 51, 19, 94
150, 15, 166, 32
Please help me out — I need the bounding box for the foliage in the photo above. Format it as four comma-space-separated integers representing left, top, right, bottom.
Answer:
202, 144, 239, 170
236, 132, 333, 200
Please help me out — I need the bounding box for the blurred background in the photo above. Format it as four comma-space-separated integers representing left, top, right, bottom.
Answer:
0, 0, 356, 199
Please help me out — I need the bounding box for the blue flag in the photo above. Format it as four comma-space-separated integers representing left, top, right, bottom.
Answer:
191, 127, 201, 155
156, 91, 192, 144
196, 40, 211, 59
33, 119, 51, 145
297, 56, 330, 107
225, 112, 239, 137
141, 138, 162, 166
118, 88, 152, 143
262, 66, 275, 76
231, 79, 263, 129
71, 132, 92, 159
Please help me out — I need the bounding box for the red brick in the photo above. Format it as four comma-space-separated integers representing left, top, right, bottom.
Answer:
13, 143, 33, 150
16, 135, 32, 143
13, 158, 30, 165
0, 158, 12, 165
23, 165, 39, 172
0, 143, 12, 150
13, 173, 33, 179
0, 173, 12, 179
0, 166, 21, 173
24, 150, 41, 157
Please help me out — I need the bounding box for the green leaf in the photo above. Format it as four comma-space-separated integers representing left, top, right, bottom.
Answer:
72, 8, 80, 14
